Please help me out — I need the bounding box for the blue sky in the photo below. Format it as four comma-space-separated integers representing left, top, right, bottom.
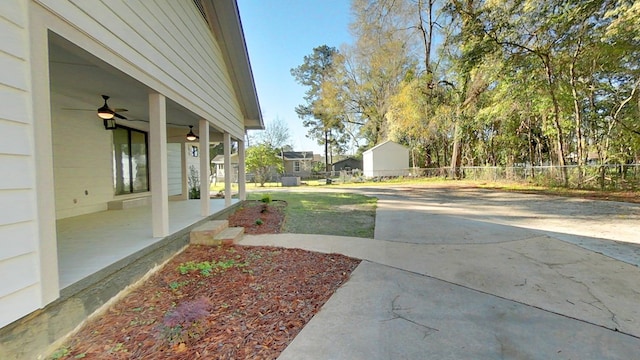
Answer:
237, 0, 353, 154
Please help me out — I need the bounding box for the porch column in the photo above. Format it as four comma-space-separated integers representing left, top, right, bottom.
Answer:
149, 93, 169, 237
199, 119, 210, 216
238, 138, 246, 200
30, 11, 59, 304
224, 132, 232, 206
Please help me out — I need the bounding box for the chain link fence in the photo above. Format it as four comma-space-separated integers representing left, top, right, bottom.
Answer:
315, 164, 639, 190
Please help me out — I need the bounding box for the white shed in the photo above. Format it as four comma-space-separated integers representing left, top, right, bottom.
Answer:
362, 140, 409, 177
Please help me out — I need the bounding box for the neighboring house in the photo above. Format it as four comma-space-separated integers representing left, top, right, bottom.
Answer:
332, 157, 363, 172
363, 141, 410, 177
281, 151, 316, 178
0, 0, 262, 357
211, 153, 240, 183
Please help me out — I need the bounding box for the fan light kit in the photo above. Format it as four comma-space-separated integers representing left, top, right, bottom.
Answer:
186, 125, 199, 141
97, 95, 128, 130
97, 95, 115, 120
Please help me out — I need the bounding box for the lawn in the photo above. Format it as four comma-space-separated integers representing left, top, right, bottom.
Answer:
246, 192, 377, 238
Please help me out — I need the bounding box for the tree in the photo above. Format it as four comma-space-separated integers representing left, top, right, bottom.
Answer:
291, 45, 340, 171
245, 143, 283, 187
250, 117, 291, 150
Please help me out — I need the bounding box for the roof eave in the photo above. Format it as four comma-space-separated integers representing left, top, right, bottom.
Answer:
201, 0, 264, 131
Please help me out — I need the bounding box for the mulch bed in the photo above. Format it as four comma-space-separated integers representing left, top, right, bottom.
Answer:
228, 200, 287, 234
53, 202, 360, 359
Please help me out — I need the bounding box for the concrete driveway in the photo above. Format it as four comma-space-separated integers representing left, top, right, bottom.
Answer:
239, 184, 640, 359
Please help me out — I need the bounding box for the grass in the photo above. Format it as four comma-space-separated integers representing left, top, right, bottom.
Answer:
247, 191, 377, 238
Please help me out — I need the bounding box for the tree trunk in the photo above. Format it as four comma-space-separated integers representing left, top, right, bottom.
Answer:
543, 57, 568, 186
569, 45, 584, 187
450, 114, 463, 179
324, 129, 330, 172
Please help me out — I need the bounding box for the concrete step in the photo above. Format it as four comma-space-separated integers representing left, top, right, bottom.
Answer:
214, 227, 245, 246
190, 220, 229, 245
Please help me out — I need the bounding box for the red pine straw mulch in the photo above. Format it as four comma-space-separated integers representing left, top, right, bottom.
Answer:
53, 202, 360, 360
227, 200, 287, 235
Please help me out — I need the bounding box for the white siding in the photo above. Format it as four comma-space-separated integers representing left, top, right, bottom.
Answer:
39, 0, 246, 139
0, 0, 42, 328
363, 150, 374, 177
363, 141, 409, 177
51, 100, 114, 219
167, 143, 182, 196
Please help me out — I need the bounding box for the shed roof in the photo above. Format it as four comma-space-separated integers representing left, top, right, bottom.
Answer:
363, 140, 408, 154
281, 151, 315, 160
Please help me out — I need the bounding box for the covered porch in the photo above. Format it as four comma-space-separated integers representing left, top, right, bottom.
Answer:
56, 198, 240, 290
44, 30, 254, 297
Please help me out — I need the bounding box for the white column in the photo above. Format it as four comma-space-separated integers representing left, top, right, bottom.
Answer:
224, 132, 232, 206
199, 119, 210, 216
149, 93, 169, 237
30, 7, 59, 304
238, 138, 246, 201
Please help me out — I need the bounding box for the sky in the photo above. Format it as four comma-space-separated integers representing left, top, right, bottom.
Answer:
236, 0, 353, 155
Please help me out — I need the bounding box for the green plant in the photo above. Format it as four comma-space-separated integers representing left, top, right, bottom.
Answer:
168, 280, 190, 290
177, 258, 248, 276
260, 194, 272, 203
50, 347, 70, 360
255, 218, 264, 225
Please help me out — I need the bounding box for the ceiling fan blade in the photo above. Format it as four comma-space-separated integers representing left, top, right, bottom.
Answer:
61, 108, 94, 111
112, 108, 128, 112
114, 112, 128, 120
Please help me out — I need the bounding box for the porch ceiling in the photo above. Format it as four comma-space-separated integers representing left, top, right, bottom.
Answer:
48, 34, 220, 137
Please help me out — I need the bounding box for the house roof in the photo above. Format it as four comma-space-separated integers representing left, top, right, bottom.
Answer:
202, 0, 263, 130
332, 157, 362, 166
211, 153, 239, 163
281, 151, 315, 160
363, 140, 408, 154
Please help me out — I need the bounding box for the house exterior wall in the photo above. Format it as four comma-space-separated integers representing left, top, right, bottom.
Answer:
284, 160, 312, 177
0, 0, 253, 329
167, 143, 182, 197
332, 158, 362, 172
38, 0, 246, 140
363, 151, 374, 177
51, 100, 115, 218
0, 0, 43, 328
363, 141, 409, 177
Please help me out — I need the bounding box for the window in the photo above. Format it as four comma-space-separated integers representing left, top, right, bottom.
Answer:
113, 126, 149, 195
294, 161, 300, 172
190, 145, 199, 157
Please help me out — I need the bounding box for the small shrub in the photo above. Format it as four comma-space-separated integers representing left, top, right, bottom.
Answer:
177, 258, 248, 276
260, 194, 272, 203
255, 218, 264, 225
157, 297, 211, 345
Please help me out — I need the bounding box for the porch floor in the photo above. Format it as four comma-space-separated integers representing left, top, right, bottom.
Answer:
56, 198, 238, 289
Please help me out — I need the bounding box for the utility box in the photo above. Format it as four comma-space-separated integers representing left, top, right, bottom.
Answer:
281, 176, 301, 186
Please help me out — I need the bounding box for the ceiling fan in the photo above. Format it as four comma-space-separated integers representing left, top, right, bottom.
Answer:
61, 94, 128, 120
97, 95, 128, 120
